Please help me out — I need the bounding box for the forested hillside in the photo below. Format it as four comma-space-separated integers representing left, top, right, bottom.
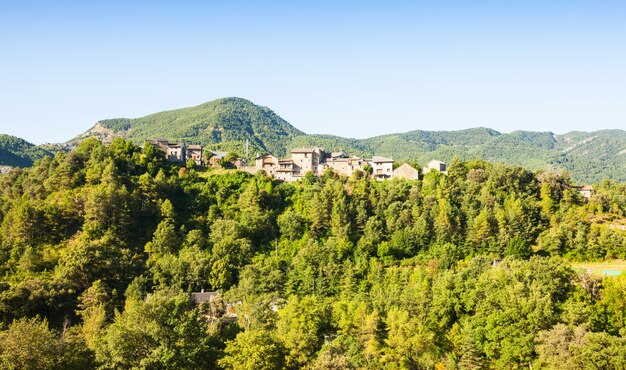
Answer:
70, 98, 625, 184
0, 138, 625, 369
289, 128, 626, 184
72, 97, 304, 157
0, 134, 52, 167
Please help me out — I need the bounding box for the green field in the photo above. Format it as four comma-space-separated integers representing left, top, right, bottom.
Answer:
572, 260, 626, 277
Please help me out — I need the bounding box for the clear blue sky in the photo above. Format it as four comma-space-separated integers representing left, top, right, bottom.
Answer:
1, 1, 625, 144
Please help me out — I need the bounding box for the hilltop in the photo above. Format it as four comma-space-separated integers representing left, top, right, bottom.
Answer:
72, 97, 304, 157
0, 134, 53, 167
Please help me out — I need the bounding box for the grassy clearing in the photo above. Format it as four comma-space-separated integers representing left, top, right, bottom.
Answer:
571, 260, 626, 277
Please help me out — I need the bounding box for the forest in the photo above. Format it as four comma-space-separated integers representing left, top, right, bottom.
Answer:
0, 138, 625, 369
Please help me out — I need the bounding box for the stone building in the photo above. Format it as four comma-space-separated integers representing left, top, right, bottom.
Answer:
255, 147, 399, 182
186, 145, 203, 166
394, 163, 420, 180
369, 156, 394, 180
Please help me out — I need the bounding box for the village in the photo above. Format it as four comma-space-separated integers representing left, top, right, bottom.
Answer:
149, 138, 597, 201
149, 138, 449, 182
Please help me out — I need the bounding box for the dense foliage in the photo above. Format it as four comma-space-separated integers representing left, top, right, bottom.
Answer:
0, 138, 625, 369
0, 134, 52, 167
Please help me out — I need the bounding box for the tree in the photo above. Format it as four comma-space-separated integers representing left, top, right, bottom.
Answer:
362, 163, 373, 175
381, 307, 436, 368
276, 295, 331, 368
77, 280, 111, 349
0, 317, 62, 370
278, 209, 306, 241
219, 330, 285, 370
94, 290, 217, 369
540, 181, 555, 217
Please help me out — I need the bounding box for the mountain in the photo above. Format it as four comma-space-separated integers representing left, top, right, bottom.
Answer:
73, 97, 304, 157
0, 134, 53, 167
70, 98, 625, 183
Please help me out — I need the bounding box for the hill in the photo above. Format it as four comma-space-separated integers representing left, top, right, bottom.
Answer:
72, 97, 304, 157
0, 134, 53, 167
289, 128, 626, 183
70, 98, 625, 183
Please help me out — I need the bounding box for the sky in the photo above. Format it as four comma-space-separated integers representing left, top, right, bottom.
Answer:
1, 1, 625, 144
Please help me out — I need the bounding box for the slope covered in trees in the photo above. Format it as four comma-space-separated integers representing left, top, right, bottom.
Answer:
69, 98, 625, 183
0, 139, 625, 369
289, 128, 626, 184
0, 134, 52, 167
72, 97, 304, 157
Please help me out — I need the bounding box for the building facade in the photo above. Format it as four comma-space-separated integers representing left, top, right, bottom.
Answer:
369, 156, 394, 181
186, 145, 203, 166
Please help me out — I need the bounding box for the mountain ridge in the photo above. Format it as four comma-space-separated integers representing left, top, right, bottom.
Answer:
5, 97, 625, 183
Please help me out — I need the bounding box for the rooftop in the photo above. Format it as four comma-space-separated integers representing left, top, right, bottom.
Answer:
191, 291, 218, 304
371, 156, 394, 163
255, 154, 276, 160
211, 151, 228, 159
291, 148, 315, 153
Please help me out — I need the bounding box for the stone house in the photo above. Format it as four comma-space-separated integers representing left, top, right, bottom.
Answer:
290, 147, 324, 177
186, 145, 203, 166
323, 154, 366, 178
275, 159, 295, 181
369, 156, 394, 180
149, 139, 209, 166
255, 154, 279, 176
166, 144, 186, 163
150, 139, 186, 163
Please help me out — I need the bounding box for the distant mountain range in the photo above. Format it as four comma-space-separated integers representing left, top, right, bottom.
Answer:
2, 97, 625, 183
